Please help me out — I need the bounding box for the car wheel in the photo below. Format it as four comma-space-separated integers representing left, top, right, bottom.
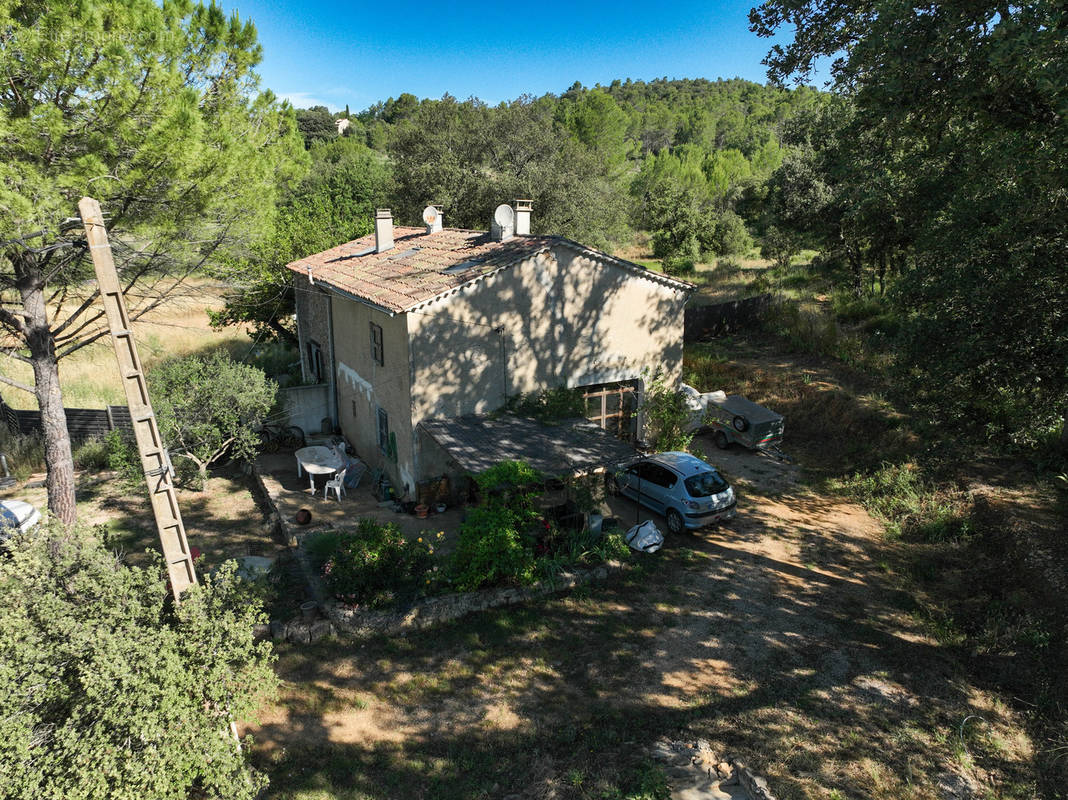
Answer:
732, 415, 749, 432
714, 430, 729, 449
666, 509, 684, 535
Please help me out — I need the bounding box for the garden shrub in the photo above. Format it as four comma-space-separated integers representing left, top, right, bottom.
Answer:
662, 254, 696, 276
72, 436, 109, 471
641, 370, 693, 452
104, 429, 142, 485
451, 505, 537, 591
451, 461, 543, 591
475, 459, 543, 494
316, 519, 435, 608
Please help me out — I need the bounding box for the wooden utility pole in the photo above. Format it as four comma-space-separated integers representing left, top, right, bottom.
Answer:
78, 197, 197, 599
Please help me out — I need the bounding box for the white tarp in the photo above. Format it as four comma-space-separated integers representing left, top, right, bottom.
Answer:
625, 520, 664, 553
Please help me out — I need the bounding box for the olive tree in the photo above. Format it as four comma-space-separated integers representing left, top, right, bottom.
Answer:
150, 352, 277, 487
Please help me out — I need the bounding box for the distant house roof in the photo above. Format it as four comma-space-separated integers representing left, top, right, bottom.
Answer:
287, 226, 693, 314
419, 414, 639, 476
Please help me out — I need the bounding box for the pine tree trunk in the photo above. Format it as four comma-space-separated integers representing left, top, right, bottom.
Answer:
21, 282, 77, 525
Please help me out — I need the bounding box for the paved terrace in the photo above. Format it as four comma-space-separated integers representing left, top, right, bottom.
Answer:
255, 452, 465, 546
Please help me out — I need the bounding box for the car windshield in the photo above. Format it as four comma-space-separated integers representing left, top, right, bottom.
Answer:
684, 470, 729, 498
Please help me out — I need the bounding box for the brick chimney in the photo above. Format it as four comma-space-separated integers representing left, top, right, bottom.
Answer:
514, 200, 532, 235
374, 209, 393, 253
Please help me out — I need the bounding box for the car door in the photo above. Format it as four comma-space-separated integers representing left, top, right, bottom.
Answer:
618, 462, 661, 510
643, 463, 681, 514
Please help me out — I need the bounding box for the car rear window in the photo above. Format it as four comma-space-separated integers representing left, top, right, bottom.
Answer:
684, 471, 729, 498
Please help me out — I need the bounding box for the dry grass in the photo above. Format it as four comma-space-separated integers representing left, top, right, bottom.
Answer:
0, 280, 252, 410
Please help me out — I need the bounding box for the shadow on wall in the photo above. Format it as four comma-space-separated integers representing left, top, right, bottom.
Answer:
409, 244, 688, 437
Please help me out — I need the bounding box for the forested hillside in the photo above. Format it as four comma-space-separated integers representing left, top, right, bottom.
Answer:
218, 78, 821, 341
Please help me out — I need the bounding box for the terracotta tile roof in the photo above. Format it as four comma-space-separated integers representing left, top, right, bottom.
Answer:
287, 226, 694, 314
287, 227, 554, 313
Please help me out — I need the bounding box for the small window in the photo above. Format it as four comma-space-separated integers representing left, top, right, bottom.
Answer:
376, 407, 389, 453
642, 463, 676, 489
370, 322, 384, 366
307, 340, 323, 383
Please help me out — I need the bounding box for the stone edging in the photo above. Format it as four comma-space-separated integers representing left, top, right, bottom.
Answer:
322, 560, 625, 637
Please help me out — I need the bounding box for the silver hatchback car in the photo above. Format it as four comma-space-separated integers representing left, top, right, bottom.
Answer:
612, 451, 736, 535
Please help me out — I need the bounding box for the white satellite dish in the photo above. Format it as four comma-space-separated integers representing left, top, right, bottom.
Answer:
493, 203, 515, 228
491, 203, 515, 241
422, 204, 443, 233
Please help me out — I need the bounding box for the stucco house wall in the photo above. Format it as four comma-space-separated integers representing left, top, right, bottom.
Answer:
407, 243, 688, 477
329, 294, 416, 495
293, 281, 336, 427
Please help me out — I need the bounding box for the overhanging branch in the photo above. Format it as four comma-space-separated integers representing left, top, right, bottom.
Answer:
0, 371, 35, 394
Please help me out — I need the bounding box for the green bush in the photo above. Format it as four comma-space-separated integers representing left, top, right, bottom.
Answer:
662, 254, 696, 276
72, 436, 109, 471
316, 519, 434, 608
831, 291, 885, 324
641, 370, 693, 453
475, 460, 543, 494
451, 505, 537, 591
104, 429, 141, 485
451, 460, 544, 591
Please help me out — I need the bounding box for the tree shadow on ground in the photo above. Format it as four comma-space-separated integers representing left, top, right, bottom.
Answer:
251, 501, 1036, 800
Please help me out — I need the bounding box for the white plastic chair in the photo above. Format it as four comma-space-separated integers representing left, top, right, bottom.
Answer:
324, 468, 347, 502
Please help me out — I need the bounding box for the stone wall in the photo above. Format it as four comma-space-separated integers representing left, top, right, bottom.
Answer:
323, 561, 623, 637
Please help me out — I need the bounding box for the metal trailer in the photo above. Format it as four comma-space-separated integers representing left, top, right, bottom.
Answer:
682, 386, 789, 461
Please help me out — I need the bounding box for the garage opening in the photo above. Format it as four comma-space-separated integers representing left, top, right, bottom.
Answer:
581, 380, 639, 441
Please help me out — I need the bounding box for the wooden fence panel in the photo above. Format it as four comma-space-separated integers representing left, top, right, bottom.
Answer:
0, 397, 133, 442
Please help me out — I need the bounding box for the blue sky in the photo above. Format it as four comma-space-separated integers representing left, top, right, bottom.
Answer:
230, 0, 796, 112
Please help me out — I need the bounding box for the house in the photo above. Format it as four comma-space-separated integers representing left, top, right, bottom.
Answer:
287, 202, 693, 497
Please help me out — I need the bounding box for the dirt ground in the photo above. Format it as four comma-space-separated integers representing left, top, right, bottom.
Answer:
249, 439, 1036, 799
2, 466, 281, 571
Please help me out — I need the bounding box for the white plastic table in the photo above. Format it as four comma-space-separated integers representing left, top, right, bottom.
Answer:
295, 445, 343, 492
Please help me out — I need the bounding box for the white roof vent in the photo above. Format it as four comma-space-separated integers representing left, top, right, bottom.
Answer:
490, 203, 515, 242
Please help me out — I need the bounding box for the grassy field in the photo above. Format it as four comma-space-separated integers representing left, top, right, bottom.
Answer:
0, 280, 254, 410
